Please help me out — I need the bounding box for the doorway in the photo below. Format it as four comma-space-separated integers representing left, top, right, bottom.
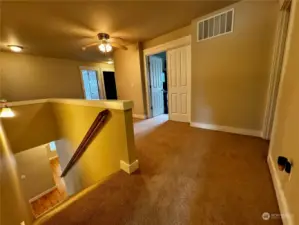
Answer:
145, 42, 191, 123
102, 71, 118, 100
148, 52, 168, 118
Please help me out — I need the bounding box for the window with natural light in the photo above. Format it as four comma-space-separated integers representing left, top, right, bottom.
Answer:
49, 141, 57, 151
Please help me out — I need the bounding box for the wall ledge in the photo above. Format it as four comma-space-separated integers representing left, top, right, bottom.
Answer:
7, 99, 134, 111
50, 99, 133, 110
268, 155, 294, 225
190, 122, 262, 137
120, 160, 139, 174
7, 99, 48, 106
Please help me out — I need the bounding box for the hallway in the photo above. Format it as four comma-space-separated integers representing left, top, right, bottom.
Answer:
36, 115, 281, 225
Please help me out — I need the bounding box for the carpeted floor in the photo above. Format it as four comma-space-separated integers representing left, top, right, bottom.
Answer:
37, 115, 281, 225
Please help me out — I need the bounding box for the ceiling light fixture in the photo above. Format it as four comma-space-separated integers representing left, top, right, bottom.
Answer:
107, 61, 114, 64
98, 41, 112, 53
105, 44, 112, 52
0, 107, 15, 118
8, 45, 23, 53
0, 100, 15, 118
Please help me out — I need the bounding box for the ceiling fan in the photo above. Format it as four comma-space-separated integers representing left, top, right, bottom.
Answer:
82, 33, 128, 53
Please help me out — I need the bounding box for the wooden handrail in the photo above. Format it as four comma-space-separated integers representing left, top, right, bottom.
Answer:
61, 109, 110, 177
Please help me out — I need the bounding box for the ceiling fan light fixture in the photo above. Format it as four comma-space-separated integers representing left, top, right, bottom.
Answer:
83, 33, 126, 53
105, 44, 112, 52
99, 44, 106, 52
98, 43, 112, 53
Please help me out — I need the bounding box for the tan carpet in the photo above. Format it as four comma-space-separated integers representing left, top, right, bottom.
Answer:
37, 115, 281, 225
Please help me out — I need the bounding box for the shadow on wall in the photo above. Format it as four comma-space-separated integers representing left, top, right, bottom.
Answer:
0, 121, 33, 225
1, 103, 59, 154
55, 138, 84, 195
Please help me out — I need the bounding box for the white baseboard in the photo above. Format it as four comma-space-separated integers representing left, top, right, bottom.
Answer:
190, 122, 262, 137
120, 160, 139, 174
133, 114, 147, 119
268, 155, 294, 225
29, 186, 57, 203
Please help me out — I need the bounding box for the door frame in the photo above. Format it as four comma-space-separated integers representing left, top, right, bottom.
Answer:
143, 36, 191, 119
79, 66, 105, 99
262, 2, 291, 140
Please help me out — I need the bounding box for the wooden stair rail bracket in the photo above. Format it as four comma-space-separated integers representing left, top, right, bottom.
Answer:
61, 109, 110, 177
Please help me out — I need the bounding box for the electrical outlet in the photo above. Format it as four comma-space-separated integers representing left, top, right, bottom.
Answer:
20, 221, 25, 225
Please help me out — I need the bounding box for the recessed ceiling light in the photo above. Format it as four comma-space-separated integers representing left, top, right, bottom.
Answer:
8, 45, 23, 53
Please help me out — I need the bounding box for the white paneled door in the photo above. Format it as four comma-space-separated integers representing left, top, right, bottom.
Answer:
149, 56, 164, 117
167, 46, 190, 122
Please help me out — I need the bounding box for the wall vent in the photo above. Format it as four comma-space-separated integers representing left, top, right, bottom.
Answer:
197, 9, 234, 41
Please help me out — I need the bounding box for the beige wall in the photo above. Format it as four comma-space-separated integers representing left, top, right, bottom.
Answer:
2, 102, 59, 153
269, 1, 299, 223
15, 145, 56, 200
143, 25, 191, 49
52, 102, 136, 195
0, 121, 33, 225
114, 43, 146, 115
113, 27, 191, 117
0, 52, 113, 101
191, 1, 279, 131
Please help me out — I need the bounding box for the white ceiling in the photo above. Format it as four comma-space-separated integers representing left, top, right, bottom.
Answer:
0, 1, 236, 62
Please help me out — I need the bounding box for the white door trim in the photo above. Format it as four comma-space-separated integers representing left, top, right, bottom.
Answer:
79, 66, 105, 100
262, 3, 291, 140
143, 35, 191, 119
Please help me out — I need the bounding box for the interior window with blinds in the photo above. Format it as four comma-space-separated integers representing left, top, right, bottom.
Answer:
197, 9, 234, 41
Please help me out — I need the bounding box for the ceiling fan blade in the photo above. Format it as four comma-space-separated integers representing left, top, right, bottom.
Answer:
109, 37, 125, 43
110, 42, 128, 50
82, 42, 100, 51
110, 37, 132, 46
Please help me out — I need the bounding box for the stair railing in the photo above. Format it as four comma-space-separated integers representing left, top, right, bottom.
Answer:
61, 109, 110, 177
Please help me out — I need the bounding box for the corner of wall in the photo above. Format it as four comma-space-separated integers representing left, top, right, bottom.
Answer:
267, 155, 294, 225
